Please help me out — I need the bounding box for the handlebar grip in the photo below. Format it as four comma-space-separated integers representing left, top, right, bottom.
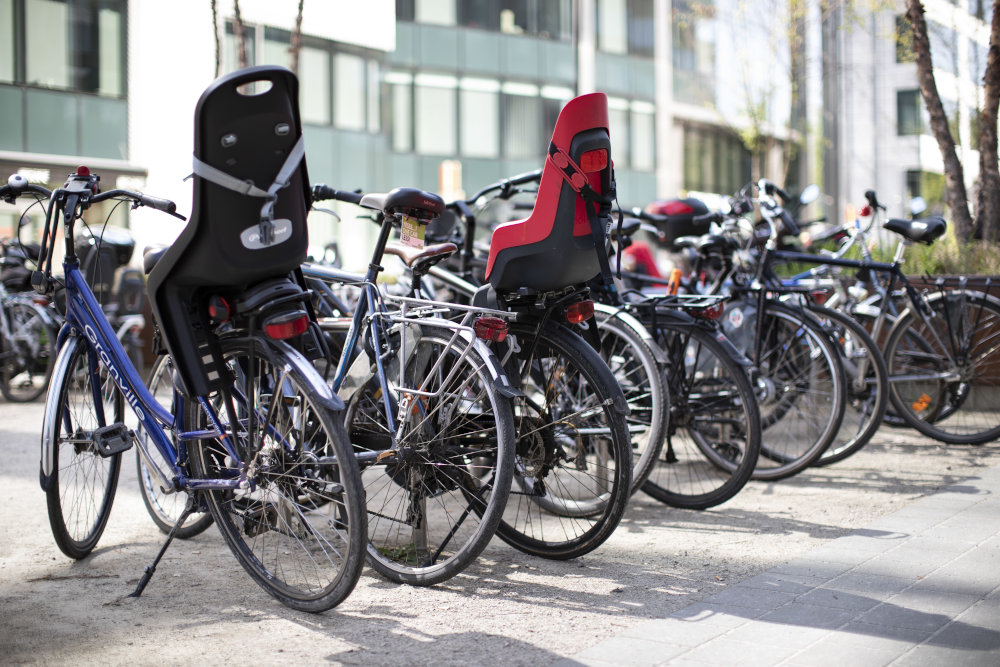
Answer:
779, 210, 801, 236
864, 189, 883, 210
138, 193, 177, 213
692, 211, 724, 225
312, 183, 363, 205
504, 168, 543, 187
774, 185, 791, 203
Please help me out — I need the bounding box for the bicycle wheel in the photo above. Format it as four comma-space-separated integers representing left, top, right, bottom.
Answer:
346, 329, 514, 586
642, 321, 761, 509
726, 298, 846, 480
884, 290, 1000, 445
43, 336, 123, 559
135, 354, 213, 538
189, 336, 366, 613
589, 310, 668, 493
1, 301, 56, 402
808, 304, 889, 466
495, 322, 631, 560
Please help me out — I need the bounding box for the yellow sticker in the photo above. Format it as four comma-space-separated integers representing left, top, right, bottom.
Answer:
400, 214, 425, 249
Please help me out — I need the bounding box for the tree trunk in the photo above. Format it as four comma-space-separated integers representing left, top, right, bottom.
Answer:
233, 0, 249, 70
290, 0, 305, 74
905, 0, 975, 241
211, 0, 221, 77
976, 1, 1000, 243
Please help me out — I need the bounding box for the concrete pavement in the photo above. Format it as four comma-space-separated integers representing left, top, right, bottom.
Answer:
559, 463, 1000, 666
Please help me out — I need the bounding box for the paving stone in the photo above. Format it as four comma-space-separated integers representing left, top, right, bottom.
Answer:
824, 572, 913, 599
619, 614, 746, 648
721, 619, 830, 649
701, 586, 796, 613
925, 620, 1000, 652
736, 572, 824, 596
757, 602, 858, 631
680, 637, 797, 666
892, 642, 1000, 666
885, 589, 983, 617
768, 559, 854, 581
782, 635, 901, 666
795, 587, 882, 612
857, 602, 952, 633
572, 636, 688, 666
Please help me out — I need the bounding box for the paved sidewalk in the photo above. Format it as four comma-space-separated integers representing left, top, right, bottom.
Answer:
559, 464, 1000, 666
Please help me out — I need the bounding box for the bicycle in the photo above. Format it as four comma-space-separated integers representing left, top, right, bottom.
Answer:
0, 239, 58, 401
9, 65, 368, 612
304, 185, 516, 587
770, 190, 1000, 445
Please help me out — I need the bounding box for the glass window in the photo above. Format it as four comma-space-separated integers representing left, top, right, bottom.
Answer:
461, 0, 499, 30
500, 0, 529, 34
334, 53, 366, 131
538, 0, 572, 41
928, 21, 958, 76
25, 0, 71, 89
608, 97, 629, 167
262, 27, 292, 68
0, 0, 12, 83
367, 60, 381, 132
628, 0, 654, 57
969, 0, 994, 24
224, 22, 257, 72
502, 83, 541, 158
631, 103, 655, 171
897, 89, 925, 135
597, 0, 628, 54
415, 74, 457, 154
97, 6, 122, 96
969, 38, 988, 82
300, 47, 331, 125
387, 73, 413, 151
460, 79, 499, 158
415, 0, 456, 26
397, 0, 415, 22
895, 15, 915, 63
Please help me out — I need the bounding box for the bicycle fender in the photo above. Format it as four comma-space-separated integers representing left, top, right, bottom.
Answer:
40, 335, 82, 491
268, 338, 346, 413
452, 326, 523, 398
593, 302, 667, 365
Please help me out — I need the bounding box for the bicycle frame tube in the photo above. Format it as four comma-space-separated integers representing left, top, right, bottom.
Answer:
40, 263, 243, 492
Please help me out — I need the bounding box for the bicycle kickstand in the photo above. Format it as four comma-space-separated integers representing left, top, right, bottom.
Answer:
128, 494, 199, 598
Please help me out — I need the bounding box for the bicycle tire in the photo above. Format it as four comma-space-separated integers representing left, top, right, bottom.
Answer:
43, 335, 123, 559
642, 321, 761, 509
135, 354, 213, 539
725, 298, 846, 480
884, 290, 1000, 445
589, 310, 668, 494
1, 301, 56, 402
495, 321, 632, 560
189, 335, 366, 613
808, 304, 889, 466
345, 329, 515, 586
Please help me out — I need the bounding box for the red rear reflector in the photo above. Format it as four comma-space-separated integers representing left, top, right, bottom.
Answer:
474, 316, 508, 342
858, 205, 872, 217
693, 302, 725, 321
264, 313, 310, 340
579, 149, 608, 173
565, 300, 595, 324
810, 290, 832, 306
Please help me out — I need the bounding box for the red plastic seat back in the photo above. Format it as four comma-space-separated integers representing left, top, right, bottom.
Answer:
485, 93, 613, 292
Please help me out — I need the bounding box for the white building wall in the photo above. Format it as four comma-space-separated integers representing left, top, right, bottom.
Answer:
126, 0, 394, 250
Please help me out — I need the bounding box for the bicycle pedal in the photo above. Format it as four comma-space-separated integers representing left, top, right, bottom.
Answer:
93, 423, 133, 457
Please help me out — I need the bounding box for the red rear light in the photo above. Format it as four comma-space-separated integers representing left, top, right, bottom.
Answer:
474, 316, 508, 342
810, 290, 832, 306
858, 205, 872, 217
208, 295, 231, 323
32, 295, 50, 307
264, 312, 310, 340
579, 149, 608, 173
565, 300, 595, 324
693, 302, 725, 321
662, 201, 694, 216
76, 165, 90, 176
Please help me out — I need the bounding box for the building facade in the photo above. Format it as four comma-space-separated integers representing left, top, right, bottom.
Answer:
3, 0, 988, 262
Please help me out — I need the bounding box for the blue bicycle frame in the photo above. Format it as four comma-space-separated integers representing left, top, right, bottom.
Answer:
40, 258, 244, 493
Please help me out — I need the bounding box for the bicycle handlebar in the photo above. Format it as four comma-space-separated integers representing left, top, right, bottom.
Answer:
311, 183, 363, 205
